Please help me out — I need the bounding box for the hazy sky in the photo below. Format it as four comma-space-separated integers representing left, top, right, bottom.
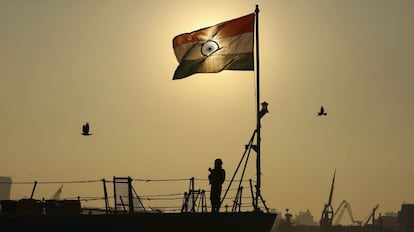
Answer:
1, 0, 413, 224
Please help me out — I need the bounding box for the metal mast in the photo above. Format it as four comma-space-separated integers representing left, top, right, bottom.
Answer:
253, 4, 270, 212
254, 4, 261, 211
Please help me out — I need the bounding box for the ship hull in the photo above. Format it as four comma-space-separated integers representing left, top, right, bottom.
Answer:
1, 211, 277, 232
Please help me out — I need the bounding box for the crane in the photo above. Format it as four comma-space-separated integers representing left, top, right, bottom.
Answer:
320, 170, 336, 231
364, 204, 380, 226
333, 200, 362, 226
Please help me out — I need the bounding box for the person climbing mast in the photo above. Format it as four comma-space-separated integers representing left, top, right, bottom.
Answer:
208, 158, 226, 213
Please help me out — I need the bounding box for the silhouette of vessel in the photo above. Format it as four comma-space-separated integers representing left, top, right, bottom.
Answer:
1, 153, 276, 232
0, 208, 275, 232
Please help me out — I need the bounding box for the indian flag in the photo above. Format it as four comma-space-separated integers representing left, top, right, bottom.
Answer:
172, 13, 255, 80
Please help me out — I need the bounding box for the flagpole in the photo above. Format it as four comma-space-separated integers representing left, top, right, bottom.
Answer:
254, 4, 261, 211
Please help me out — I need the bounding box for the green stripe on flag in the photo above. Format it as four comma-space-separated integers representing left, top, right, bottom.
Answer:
173, 53, 254, 80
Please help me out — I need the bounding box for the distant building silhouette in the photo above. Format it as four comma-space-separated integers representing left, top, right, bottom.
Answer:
398, 203, 414, 232
378, 212, 398, 232
295, 209, 317, 226
0, 176, 12, 200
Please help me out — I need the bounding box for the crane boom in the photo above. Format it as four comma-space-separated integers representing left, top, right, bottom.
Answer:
320, 170, 336, 231
345, 202, 362, 226
333, 200, 347, 225
327, 170, 336, 206
333, 200, 362, 226
364, 204, 380, 226
333, 199, 347, 220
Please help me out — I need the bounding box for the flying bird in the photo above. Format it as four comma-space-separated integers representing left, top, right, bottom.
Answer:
317, 106, 327, 116
81, 122, 93, 136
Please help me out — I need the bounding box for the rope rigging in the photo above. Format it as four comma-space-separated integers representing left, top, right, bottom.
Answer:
1, 176, 261, 214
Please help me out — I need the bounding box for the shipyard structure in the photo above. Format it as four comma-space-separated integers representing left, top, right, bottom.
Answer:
273, 170, 414, 232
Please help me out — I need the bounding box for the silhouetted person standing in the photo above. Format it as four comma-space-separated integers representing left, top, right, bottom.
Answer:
208, 158, 225, 213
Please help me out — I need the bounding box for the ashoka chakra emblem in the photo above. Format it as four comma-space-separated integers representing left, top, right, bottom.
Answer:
201, 40, 219, 57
